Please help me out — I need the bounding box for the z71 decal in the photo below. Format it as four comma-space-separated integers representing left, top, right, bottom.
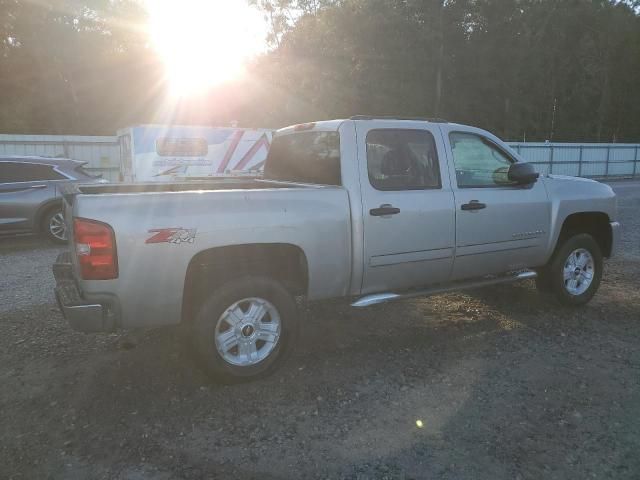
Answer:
146, 228, 197, 244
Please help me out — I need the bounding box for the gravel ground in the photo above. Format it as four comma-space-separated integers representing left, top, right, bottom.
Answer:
1, 181, 639, 480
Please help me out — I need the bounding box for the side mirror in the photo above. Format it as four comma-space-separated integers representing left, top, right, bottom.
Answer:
508, 162, 539, 185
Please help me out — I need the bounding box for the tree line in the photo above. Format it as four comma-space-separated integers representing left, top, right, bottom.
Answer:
1, 0, 639, 142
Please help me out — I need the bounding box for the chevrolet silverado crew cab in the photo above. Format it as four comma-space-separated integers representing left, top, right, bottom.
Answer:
54, 117, 621, 382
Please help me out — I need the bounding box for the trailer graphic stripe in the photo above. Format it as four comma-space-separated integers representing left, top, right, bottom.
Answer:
217, 130, 245, 173
235, 133, 271, 170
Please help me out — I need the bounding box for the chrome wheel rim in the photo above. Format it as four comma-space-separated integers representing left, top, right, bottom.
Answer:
49, 212, 67, 241
563, 248, 595, 296
215, 297, 281, 367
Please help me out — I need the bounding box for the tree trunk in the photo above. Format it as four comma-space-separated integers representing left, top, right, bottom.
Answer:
596, 68, 609, 142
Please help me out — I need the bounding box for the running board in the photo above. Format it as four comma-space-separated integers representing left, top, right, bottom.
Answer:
351, 270, 537, 308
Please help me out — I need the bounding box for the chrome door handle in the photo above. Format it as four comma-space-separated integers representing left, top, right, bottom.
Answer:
461, 200, 486, 211
30, 184, 47, 189
370, 204, 401, 216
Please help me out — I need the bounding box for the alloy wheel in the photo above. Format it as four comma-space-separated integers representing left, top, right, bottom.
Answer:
563, 248, 595, 296
49, 212, 67, 241
214, 297, 281, 366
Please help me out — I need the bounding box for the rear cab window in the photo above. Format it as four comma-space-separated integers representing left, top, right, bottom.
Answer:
263, 131, 341, 185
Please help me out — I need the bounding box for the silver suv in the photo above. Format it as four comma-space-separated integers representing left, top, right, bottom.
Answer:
0, 156, 107, 243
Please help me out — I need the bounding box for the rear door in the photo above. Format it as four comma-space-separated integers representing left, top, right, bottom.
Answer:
440, 127, 551, 280
356, 120, 456, 294
0, 161, 64, 233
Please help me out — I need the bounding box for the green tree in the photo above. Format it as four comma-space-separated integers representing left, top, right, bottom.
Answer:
246, 0, 640, 141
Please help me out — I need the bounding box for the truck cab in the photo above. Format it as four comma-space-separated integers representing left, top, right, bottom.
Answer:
347, 117, 551, 293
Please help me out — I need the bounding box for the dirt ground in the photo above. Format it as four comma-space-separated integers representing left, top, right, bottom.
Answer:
1, 181, 639, 480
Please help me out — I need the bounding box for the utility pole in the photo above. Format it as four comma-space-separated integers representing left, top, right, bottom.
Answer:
550, 97, 557, 141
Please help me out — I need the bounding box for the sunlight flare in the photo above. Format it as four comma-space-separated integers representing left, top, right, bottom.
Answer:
146, 0, 267, 97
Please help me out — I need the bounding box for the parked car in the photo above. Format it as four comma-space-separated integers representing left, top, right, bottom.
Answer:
53, 117, 620, 383
0, 156, 107, 243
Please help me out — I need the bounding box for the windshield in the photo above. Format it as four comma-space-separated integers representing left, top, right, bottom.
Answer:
263, 131, 341, 185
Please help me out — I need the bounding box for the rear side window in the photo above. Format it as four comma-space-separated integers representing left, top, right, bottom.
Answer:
366, 129, 441, 190
263, 131, 341, 185
0, 162, 67, 182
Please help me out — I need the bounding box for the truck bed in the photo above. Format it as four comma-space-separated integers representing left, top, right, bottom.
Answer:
64, 181, 353, 329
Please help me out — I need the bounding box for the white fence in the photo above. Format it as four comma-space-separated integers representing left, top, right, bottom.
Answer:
508, 142, 640, 178
0, 134, 120, 182
1, 134, 638, 182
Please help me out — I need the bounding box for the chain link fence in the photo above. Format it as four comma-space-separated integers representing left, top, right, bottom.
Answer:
0, 134, 120, 182
508, 142, 640, 179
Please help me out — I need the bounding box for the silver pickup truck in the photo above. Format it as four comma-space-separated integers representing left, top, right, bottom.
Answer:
54, 117, 621, 382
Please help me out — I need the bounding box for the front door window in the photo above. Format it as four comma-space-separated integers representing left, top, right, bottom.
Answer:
449, 132, 515, 188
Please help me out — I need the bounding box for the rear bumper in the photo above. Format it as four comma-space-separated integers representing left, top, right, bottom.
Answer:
610, 221, 621, 257
53, 252, 118, 333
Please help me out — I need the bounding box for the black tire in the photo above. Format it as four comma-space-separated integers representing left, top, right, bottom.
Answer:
41, 207, 67, 244
542, 233, 603, 306
192, 276, 298, 383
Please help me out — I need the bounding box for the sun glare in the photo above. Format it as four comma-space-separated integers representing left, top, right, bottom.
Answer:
146, 0, 267, 97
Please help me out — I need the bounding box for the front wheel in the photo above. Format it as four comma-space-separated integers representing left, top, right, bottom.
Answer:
540, 233, 603, 306
192, 276, 299, 383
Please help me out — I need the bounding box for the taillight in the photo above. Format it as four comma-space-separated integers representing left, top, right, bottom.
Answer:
73, 218, 118, 280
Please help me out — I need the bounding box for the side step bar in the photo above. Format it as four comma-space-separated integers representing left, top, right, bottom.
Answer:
351, 270, 537, 308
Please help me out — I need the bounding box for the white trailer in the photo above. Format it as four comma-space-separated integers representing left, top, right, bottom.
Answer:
117, 125, 273, 182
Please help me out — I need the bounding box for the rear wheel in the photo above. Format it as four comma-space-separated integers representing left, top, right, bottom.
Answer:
42, 207, 67, 244
538, 233, 603, 306
192, 276, 298, 383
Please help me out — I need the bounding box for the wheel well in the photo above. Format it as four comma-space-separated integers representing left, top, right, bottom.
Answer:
181, 243, 309, 323
36, 200, 62, 232
557, 212, 612, 257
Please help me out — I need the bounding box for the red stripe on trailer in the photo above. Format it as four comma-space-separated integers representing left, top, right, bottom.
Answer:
234, 134, 271, 171
217, 130, 245, 173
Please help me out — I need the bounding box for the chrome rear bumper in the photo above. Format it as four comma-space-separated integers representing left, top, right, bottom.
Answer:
53, 252, 116, 333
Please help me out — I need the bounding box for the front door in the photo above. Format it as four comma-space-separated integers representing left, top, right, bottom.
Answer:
441, 128, 551, 280
357, 121, 456, 294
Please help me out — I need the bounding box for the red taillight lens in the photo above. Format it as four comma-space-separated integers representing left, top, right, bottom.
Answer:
73, 218, 118, 280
